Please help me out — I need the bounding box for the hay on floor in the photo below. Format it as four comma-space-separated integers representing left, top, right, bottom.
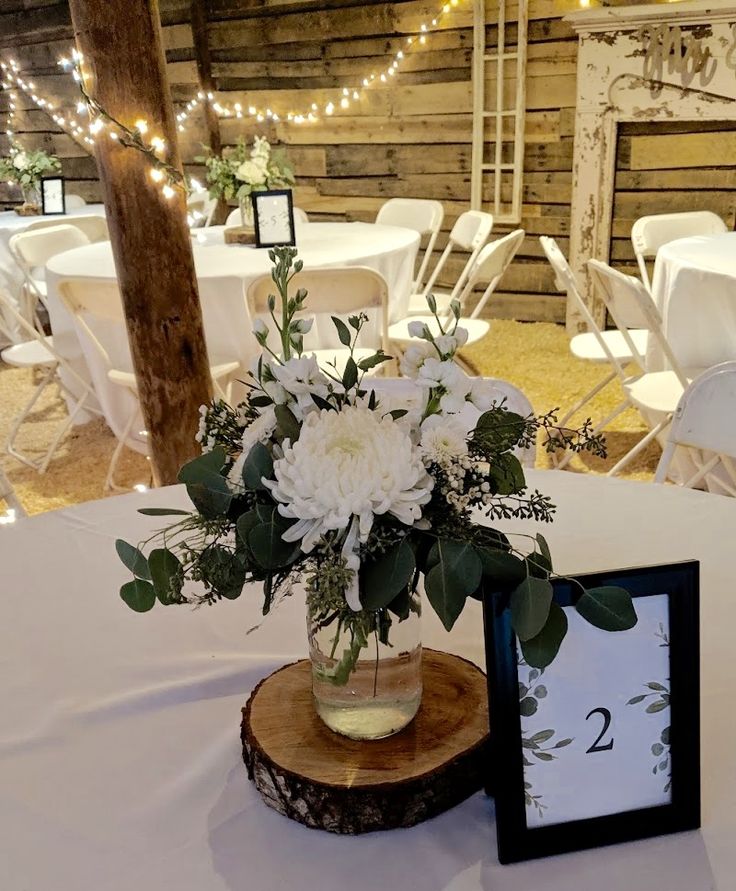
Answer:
0, 320, 660, 515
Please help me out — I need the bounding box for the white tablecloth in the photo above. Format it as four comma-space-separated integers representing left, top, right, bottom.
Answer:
649, 232, 736, 373
45, 222, 419, 443
0, 471, 731, 890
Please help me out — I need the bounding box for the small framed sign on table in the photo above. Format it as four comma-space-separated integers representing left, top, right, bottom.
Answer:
484, 561, 700, 864
41, 176, 66, 215
251, 189, 296, 248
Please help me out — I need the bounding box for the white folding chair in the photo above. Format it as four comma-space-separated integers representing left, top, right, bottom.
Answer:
0, 288, 95, 473
631, 211, 727, 292
22, 215, 108, 244
406, 209, 493, 315
0, 466, 26, 521
186, 190, 217, 228
58, 278, 239, 492
461, 229, 525, 319
587, 259, 693, 477
64, 194, 87, 209
9, 224, 91, 329
293, 207, 309, 224
654, 361, 736, 496
225, 207, 242, 227
376, 198, 444, 295
540, 237, 651, 468
246, 266, 390, 376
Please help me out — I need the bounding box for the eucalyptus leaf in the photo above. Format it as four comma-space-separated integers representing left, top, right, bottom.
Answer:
120, 579, 156, 612
148, 548, 183, 605
476, 547, 526, 587
247, 508, 301, 570
510, 576, 553, 641
576, 586, 637, 632
361, 540, 415, 610
472, 408, 526, 452
137, 508, 191, 517
115, 539, 151, 580
274, 404, 300, 444
488, 453, 526, 496
520, 602, 568, 669
424, 539, 482, 631
242, 442, 274, 490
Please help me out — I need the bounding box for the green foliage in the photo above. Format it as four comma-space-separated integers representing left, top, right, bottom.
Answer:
242, 442, 273, 490
148, 548, 184, 605
178, 447, 232, 518
120, 579, 156, 613
575, 586, 637, 631
510, 576, 554, 641
520, 602, 568, 669
361, 540, 415, 610
247, 506, 300, 570
424, 539, 482, 631
0, 146, 60, 188
115, 539, 151, 580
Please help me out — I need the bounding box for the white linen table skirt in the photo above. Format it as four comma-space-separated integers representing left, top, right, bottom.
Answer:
44, 222, 419, 442
648, 232, 736, 373
0, 470, 731, 890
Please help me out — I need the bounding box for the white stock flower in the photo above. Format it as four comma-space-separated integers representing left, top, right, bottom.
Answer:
270, 355, 330, 417
227, 407, 277, 490
433, 334, 458, 358
251, 136, 271, 160
252, 318, 268, 338
467, 378, 495, 411
407, 320, 429, 339
237, 159, 266, 184
264, 406, 433, 563
454, 327, 469, 347
416, 358, 471, 413
12, 152, 28, 170
419, 415, 468, 466
293, 317, 314, 335
399, 341, 434, 378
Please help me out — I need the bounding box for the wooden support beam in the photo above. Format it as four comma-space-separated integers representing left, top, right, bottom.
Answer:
68, 0, 212, 486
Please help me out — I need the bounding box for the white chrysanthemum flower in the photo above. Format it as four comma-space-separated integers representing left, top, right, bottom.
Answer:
399, 341, 435, 378
415, 358, 471, 413
237, 159, 266, 184
12, 152, 28, 170
264, 405, 433, 557
227, 407, 277, 490
419, 415, 468, 465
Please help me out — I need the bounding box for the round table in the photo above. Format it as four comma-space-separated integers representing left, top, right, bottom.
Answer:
649, 231, 736, 373
44, 221, 419, 439
0, 471, 731, 890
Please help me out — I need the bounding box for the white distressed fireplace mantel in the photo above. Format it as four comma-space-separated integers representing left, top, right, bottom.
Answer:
564, 0, 736, 331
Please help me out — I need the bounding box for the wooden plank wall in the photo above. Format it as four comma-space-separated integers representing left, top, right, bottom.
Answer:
1, 0, 734, 323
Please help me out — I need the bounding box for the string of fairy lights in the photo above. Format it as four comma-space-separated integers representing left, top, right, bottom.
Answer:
0, 0, 471, 196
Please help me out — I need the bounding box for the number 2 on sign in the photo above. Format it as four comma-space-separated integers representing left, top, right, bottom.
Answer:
586, 707, 614, 753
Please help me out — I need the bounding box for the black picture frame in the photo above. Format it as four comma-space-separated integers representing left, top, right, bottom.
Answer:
251, 189, 296, 248
484, 560, 700, 864
40, 176, 66, 215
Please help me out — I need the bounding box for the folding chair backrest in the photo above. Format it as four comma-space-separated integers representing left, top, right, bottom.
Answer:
376, 198, 445, 293
462, 229, 525, 318
421, 209, 493, 304
57, 277, 126, 372
293, 207, 309, 224
654, 361, 736, 494
631, 211, 727, 290
64, 194, 87, 209
10, 225, 91, 279
187, 190, 217, 227
247, 266, 389, 354
22, 215, 108, 243
225, 207, 241, 227
587, 258, 688, 386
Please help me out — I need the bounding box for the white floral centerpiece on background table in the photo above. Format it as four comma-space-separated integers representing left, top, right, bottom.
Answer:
116, 247, 636, 740
199, 136, 295, 226
0, 144, 61, 213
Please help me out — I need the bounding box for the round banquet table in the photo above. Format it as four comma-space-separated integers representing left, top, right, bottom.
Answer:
44, 221, 419, 439
648, 231, 736, 373
0, 471, 731, 891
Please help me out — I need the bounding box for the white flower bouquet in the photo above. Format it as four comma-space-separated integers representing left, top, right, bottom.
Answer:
200, 135, 295, 204
116, 248, 635, 689
0, 144, 61, 205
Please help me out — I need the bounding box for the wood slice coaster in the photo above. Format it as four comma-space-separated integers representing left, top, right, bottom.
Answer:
224, 225, 257, 245
241, 649, 490, 834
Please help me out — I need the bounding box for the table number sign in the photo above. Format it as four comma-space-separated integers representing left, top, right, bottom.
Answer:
252, 189, 296, 248
41, 176, 66, 215
485, 561, 700, 863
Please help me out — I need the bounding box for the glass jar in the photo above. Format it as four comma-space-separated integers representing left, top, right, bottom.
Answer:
307, 593, 422, 741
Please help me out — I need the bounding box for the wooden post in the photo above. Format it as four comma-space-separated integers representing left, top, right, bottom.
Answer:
67, 0, 213, 486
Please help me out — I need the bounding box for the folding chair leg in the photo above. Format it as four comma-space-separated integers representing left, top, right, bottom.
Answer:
0, 467, 26, 518
555, 368, 619, 432
5, 364, 58, 471
105, 409, 139, 493
606, 414, 672, 478
37, 386, 93, 474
